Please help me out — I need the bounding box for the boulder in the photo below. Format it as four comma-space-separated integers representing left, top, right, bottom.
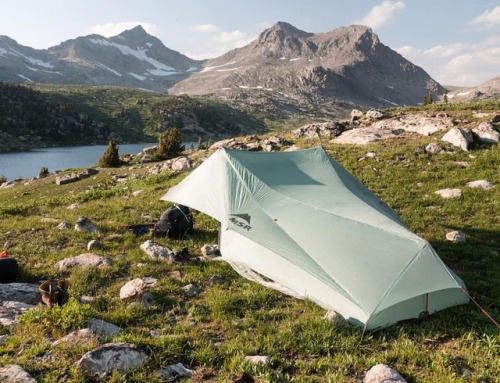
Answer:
87, 318, 122, 337
0, 364, 37, 383
77, 343, 149, 378
87, 239, 102, 251
446, 231, 466, 243
52, 328, 97, 347
119, 277, 158, 301
363, 364, 407, 383
425, 142, 443, 154
156, 363, 194, 381
466, 180, 494, 190
0, 301, 36, 327
441, 127, 474, 151
472, 122, 499, 143
181, 284, 199, 297
435, 188, 462, 199
140, 240, 175, 262
54, 253, 113, 270
75, 216, 100, 233
323, 309, 345, 325
57, 221, 72, 230
366, 109, 385, 119
331, 126, 400, 145
292, 122, 344, 139
0, 283, 40, 304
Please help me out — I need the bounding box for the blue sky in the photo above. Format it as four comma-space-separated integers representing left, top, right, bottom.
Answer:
0, 0, 499, 86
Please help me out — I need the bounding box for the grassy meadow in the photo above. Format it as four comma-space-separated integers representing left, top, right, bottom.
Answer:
0, 104, 499, 382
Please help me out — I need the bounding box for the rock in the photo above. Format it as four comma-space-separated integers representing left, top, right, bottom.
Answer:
87, 318, 122, 337
140, 240, 175, 262
441, 127, 474, 151
366, 109, 385, 119
132, 190, 143, 197
168, 271, 184, 281
0, 301, 36, 327
67, 203, 79, 210
210, 138, 237, 150
425, 142, 443, 154
56, 174, 80, 185
54, 253, 113, 270
87, 239, 102, 251
446, 231, 466, 243
244, 355, 271, 365
75, 216, 100, 233
170, 156, 195, 172
57, 221, 72, 230
156, 363, 194, 381
292, 122, 344, 139
0, 283, 40, 304
119, 277, 158, 301
331, 126, 400, 145
472, 121, 499, 143
0, 364, 37, 383
201, 243, 221, 258
52, 328, 97, 347
142, 145, 157, 155
371, 114, 454, 136
435, 188, 462, 199
350, 109, 364, 121
284, 144, 299, 152
323, 309, 345, 325
77, 342, 149, 378
363, 364, 407, 383
181, 284, 199, 297
466, 180, 494, 189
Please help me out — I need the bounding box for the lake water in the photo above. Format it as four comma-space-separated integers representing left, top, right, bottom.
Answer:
0, 143, 158, 181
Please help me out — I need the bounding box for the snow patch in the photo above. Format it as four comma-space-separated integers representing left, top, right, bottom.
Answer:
378, 97, 399, 106
95, 62, 122, 76
146, 43, 153, 48
457, 91, 471, 96
201, 61, 237, 72
187, 66, 199, 72
26, 66, 38, 72
10, 48, 53, 68
17, 74, 33, 82
89, 38, 177, 75
215, 67, 240, 72
289, 58, 301, 62
129, 72, 146, 80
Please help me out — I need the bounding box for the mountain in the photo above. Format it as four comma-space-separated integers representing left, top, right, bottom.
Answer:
0, 26, 202, 92
446, 77, 500, 103
169, 22, 445, 108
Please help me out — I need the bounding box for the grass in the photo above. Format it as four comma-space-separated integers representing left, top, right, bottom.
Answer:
0, 104, 499, 382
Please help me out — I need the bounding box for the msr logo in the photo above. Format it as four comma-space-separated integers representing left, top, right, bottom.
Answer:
229, 214, 252, 231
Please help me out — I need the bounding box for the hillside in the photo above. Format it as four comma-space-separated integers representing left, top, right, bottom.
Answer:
0, 103, 498, 382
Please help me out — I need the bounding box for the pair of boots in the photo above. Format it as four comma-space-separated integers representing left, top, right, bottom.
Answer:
39, 279, 70, 307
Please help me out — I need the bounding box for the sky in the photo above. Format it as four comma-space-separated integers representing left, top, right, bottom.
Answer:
0, 0, 499, 87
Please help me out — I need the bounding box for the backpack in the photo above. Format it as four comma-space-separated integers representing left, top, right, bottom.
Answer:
0, 252, 18, 283
153, 205, 193, 239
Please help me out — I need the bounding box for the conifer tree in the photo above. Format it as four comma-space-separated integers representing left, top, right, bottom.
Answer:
98, 140, 121, 167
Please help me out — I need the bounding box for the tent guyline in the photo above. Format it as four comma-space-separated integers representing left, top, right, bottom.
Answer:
162, 146, 469, 330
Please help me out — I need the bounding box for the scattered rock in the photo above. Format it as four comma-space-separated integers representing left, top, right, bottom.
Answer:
67, 203, 79, 210
244, 355, 271, 365
0, 364, 37, 383
292, 122, 344, 139
156, 363, 194, 381
87, 318, 122, 337
54, 253, 113, 271
0, 301, 36, 327
366, 109, 385, 120
466, 180, 494, 189
363, 364, 407, 383
87, 239, 102, 251
181, 284, 199, 297
435, 188, 462, 199
323, 309, 345, 325
132, 190, 143, 197
0, 283, 40, 304
140, 240, 175, 262
331, 126, 401, 145
425, 142, 443, 154
441, 127, 474, 151
75, 216, 100, 233
168, 270, 184, 281
52, 328, 97, 347
119, 277, 158, 301
57, 221, 72, 230
446, 231, 466, 243
201, 244, 221, 258
76, 342, 148, 378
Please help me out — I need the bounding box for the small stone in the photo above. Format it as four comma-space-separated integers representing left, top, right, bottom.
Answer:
87, 239, 102, 251
425, 142, 443, 154
446, 231, 466, 243
0, 364, 37, 383
435, 188, 462, 199
244, 355, 271, 365
466, 180, 494, 190
323, 309, 345, 325
156, 363, 194, 381
363, 364, 407, 383
181, 284, 199, 297
201, 244, 221, 258
57, 221, 72, 230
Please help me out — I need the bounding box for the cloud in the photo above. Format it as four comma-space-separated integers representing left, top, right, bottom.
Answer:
396, 36, 500, 86
469, 6, 500, 29
88, 22, 160, 37
187, 29, 256, 59
191, 24, 220, 33
356, 1, 406, 29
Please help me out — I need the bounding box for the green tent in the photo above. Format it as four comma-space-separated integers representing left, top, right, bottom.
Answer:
161, 146, 468, 330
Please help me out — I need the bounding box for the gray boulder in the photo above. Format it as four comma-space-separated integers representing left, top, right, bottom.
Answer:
0, 301, 36, 327
466, 180, 494, 190
0, 283, 40, 304
54, 253, 113, 271
75, 216, 100, 233
0, 364, 37, 383
87, 318, 122, 337
441, 127, 474, 151
119, 277, 158, 301
156, 363, 194, 381
435, 188, 462, 199
363, 364, 407, 383
472, 121, 499, 143
140, 240, 175, 262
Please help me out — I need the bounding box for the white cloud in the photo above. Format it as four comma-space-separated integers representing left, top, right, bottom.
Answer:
396, 36, 500, 86
187, 29, 256, 59
88, 22, 160, 37
469, 6, 500, 29
356, 1, 406, 29
191, 24, 220, 33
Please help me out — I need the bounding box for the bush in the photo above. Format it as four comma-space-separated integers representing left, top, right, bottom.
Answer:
156, 128, 184, 159
98, 140, 121, 167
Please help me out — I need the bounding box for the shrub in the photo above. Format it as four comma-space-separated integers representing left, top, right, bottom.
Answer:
98, 140, 121, 167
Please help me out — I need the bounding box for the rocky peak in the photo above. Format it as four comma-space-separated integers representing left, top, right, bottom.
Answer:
254, 21, 316, 57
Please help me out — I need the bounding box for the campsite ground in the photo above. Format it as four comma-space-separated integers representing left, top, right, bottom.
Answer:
0, 102, 499, 382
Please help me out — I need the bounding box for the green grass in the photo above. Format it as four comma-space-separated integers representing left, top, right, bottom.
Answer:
0, 104, 499, 382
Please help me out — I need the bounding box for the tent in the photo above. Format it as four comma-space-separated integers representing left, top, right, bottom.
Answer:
161, 146, 468, 330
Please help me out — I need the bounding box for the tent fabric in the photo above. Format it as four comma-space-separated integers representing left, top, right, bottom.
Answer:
161, 146, 468, 330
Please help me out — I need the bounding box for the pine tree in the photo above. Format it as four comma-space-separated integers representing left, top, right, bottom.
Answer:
156, 128, 183, 159
98, 140, 121, 167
